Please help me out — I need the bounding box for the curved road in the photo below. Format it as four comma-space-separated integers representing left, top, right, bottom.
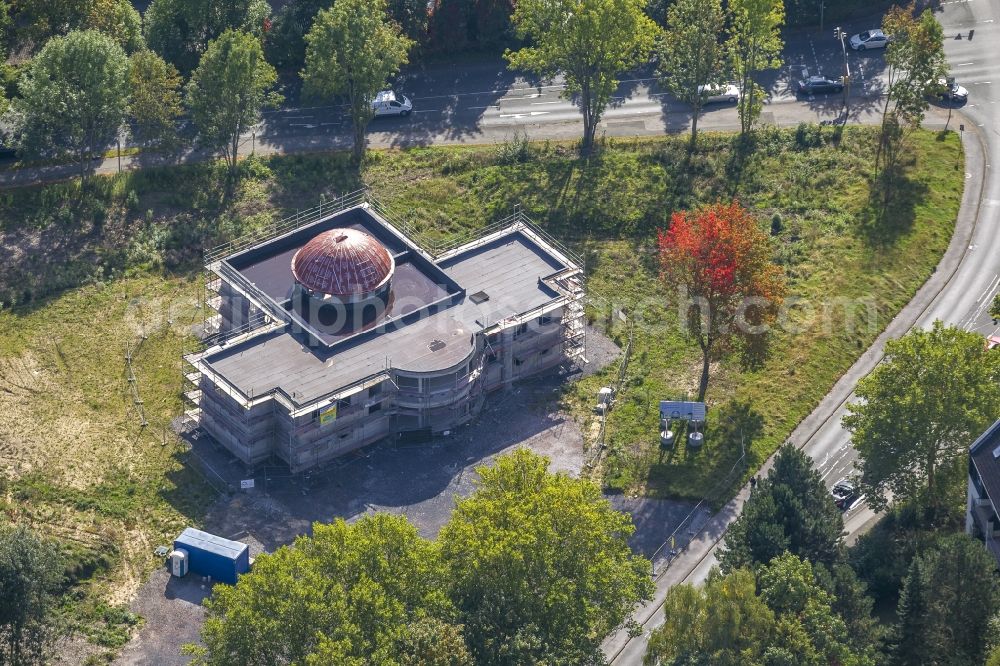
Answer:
605, 1, 1000, 663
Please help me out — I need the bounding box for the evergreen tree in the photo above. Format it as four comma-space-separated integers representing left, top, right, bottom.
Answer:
720, 443, 844, 571
893, 534, 1000, 665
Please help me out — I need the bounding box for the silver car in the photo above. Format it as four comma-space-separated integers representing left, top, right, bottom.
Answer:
698, 83, 741, 104
849, 29, 889, 51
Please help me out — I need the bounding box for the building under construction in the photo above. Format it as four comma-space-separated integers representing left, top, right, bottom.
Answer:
183, 192, 586, 472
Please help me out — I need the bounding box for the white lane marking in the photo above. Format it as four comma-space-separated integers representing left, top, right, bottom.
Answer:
955, 62, 976, 66
412, 109, 440, 113
466, 105, 497, 110
498, 111, 551, 118
942, 19, 994, 27
530, 101, 563, 105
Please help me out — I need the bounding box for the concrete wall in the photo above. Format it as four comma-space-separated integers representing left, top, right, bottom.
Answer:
197, 310, 577, 472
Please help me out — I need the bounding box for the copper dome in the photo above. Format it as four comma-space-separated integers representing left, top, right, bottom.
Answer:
291, 228, 394, 298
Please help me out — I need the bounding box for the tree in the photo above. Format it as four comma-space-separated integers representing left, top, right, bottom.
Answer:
726, 0, 784, 136
645, 568, 775, 665
720, 443, 845, 572
0, 525, 64, 666
10, 0, 88, 47
874, 4, 946, 208
657, 0, 726, 148
993, 292, 1000, 320
263, 0, 327, 71
185, 29, 280, 175
10, 0, 141, 52
893, 534, 1000, 666
389, 0, 431, 45
647, 555, 874, 666
657, 201, 786, 401
302, 0, 412, 163
757, 554, 871, 666
84, 0, 143, 52
505, 0, 659, 155
9, 29, 129, 177
438, 449, 654, 664
144, 0, 271, 73
843, 321, 1000, 514
127, 50, 183, 149
396, 617, 474, 666
428, 0, 516, 53
191, 514, 465, 664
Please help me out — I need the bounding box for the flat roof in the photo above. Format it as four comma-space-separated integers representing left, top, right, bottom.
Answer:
199, 210, 576, 409
175, 527, 248, 560
205, 305, 478, 404
439, 233, 563, 326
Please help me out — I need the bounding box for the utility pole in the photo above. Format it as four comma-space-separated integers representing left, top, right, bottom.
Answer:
834, 27, 851, 121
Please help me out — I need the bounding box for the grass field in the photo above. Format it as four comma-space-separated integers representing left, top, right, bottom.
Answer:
0, 125, 963, 652
566, 128, 964, 503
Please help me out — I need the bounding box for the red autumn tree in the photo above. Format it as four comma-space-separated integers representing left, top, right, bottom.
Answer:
658, 201, 786, 401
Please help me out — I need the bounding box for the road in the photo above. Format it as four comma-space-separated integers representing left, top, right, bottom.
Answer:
604, 1, 1000, 663
0, 17, 894, 187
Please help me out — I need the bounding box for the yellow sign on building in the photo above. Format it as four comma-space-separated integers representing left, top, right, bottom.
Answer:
319, 404, 337, 426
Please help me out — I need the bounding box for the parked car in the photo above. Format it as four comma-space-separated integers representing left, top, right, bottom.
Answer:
985, 335, 1000, 351
797, 76, 844, 95
849, 29, 889, 51
934, 77, 969, 102
831, 479, 861, 511
698, 83, 741, 104
372, 90, 412, 117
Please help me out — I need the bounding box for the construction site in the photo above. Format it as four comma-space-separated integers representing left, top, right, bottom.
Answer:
182, 192, 587, 472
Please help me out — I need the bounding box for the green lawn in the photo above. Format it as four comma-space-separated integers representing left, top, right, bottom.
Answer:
565, 128, 964, 503
0, 126, 964, 650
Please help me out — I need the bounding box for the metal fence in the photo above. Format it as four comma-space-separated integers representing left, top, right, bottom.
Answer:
585, 316, 634, 470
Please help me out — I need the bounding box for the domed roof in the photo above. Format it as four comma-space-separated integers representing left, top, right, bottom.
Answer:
291, 228, 394, 297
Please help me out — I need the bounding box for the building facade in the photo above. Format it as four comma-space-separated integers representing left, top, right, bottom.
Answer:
967, 418, 1000, 567
184, 194, 585, 472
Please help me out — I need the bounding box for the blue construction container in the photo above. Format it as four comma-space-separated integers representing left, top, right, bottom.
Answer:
173, 528, 250, 585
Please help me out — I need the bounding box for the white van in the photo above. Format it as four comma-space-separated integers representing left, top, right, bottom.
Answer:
372, 90, 413, 117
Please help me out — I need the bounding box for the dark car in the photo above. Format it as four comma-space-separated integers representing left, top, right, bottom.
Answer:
831, 479, 860, 511
798, 76, 844, 96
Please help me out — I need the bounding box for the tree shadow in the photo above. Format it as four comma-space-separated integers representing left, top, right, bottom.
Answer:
857, 153, 928, 246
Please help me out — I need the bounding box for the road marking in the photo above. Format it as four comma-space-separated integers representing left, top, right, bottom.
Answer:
466, 105, 497, 110
413, 109, 440, 113
505, 92, 544, 100
530, 101, 562, 105
498, 111, 551, 118
955, 62, 976, 66
942, 19, 994, 27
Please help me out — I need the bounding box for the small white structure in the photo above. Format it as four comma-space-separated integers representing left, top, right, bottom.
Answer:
169, 548, 189, 578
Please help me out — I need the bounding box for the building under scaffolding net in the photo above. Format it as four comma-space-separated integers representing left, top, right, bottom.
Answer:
183, 191, 586, 473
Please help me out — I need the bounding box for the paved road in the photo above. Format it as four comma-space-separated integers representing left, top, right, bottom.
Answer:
0, 18, 893, 187
604, 2, 1000, 663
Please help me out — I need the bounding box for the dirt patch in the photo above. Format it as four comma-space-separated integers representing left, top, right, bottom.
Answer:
112, 327, 700, 664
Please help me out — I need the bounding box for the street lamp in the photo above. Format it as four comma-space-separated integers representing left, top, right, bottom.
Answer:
834, 27, 851, 121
